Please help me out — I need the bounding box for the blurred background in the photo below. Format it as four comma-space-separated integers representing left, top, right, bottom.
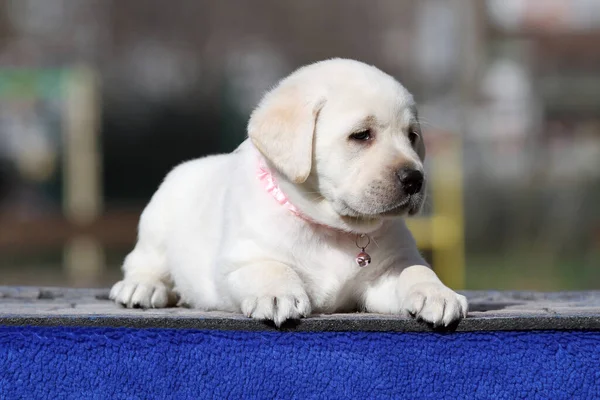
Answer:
0, 0, 598, 290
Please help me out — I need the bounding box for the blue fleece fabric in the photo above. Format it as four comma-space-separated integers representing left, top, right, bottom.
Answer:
0, 327, 599, 399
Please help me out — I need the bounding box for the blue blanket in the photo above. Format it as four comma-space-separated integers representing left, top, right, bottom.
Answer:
1, 326, 599, 399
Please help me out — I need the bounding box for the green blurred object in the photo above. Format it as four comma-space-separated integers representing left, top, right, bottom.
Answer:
0, 69, 67, 99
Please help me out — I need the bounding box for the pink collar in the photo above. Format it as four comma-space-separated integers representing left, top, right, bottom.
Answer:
257, 159, 312, 223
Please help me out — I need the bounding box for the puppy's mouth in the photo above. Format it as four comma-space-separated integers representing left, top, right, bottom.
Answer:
378, 195, 424, 217
341, 193, 424, 219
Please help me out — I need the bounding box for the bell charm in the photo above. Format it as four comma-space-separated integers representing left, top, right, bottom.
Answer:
354, 234, 372, 267
355, 250, 372, 267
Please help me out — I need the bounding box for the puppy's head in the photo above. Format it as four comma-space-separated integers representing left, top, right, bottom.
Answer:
249, 59, 426, 227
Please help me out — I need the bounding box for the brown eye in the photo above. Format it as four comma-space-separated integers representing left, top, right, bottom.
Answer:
408, 130, 419, 146
350, 129, 372, 141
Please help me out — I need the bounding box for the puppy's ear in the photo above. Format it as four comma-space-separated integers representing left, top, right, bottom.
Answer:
248, 83, 325, 183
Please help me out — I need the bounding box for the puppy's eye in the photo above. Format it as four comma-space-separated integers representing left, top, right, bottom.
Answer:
408, 130, 419, 146
349, 130, 372, 141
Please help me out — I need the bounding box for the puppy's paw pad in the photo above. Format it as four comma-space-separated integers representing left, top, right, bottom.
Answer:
403, 282, 468, 327
241, 293, 311, 327
109, 280, 172, 309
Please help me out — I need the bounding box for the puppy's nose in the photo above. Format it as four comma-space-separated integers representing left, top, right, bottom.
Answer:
397, 168, 424, 195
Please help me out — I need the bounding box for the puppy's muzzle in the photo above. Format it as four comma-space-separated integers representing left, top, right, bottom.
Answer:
397, 168, 424, 196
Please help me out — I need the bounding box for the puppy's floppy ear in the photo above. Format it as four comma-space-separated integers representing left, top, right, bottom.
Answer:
248, 83, 325, 183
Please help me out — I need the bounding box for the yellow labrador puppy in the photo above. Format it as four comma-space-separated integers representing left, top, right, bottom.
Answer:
110, 58, 468, 327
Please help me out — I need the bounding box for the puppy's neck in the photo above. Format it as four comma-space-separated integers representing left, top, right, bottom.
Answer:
260, 161, 385, 235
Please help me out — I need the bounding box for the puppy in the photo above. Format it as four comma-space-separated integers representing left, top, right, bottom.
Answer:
110, 58, 468, 327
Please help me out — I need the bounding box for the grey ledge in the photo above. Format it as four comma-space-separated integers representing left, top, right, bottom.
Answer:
1, 286, 600, 332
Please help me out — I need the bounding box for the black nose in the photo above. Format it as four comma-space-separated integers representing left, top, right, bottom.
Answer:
397, 168, 424, 195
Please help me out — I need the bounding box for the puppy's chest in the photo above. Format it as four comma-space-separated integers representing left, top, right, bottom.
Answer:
292, 234, 384, 309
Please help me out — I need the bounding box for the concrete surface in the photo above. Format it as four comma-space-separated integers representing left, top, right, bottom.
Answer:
1, 286, 600, 331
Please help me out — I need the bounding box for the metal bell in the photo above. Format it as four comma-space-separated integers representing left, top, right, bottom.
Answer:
355, 251, 372, 267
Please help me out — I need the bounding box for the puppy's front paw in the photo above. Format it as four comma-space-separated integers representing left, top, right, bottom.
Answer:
109, 280, 174, 309
241, 291, 311, 327
403, 282, 468, 327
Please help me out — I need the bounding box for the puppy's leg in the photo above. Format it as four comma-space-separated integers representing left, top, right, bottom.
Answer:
362, 265, 468, 327
227, 262, 311, 327
110, 245, 177, 309
110, 193, 177, 308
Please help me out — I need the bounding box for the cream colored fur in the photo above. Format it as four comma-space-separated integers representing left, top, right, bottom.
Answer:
110, 59, 468, 327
